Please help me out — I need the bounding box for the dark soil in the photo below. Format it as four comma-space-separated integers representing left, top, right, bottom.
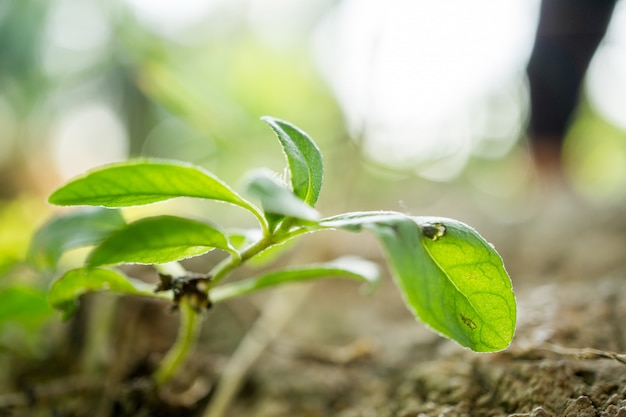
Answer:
1, 185, 625, 417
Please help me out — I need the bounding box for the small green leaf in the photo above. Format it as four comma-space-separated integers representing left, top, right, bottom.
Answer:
87, 215, 237, 267
318, 211, 516, 352
48, 267, 144, 319
48, 160, 257, 213
244, 169, 320, 224
28, 208, 126, 270
211, 256, 380, 302
319, 211, 403, 231
261, 117, 323, 206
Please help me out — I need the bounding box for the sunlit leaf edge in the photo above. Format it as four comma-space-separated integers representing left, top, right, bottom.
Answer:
27, 208, 126, 270
86, 215, 238, 267
211, 255, 381, 302
313, 210, 516, 352
48, 159, 259, 213
47, 267, 151, 319
261, 116, 324, 207
244, 169, 320, 224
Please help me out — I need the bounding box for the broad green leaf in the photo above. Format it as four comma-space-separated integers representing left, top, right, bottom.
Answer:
48, 160, 257, 214
0, 286, 54, 328
28, 208, 126, 270
87, 215, 237, 267
211, 256, 380, 302
261, 117, 323, 206
318, 211, 516, 352
244, 169, 320, 224
48, 267, 145, 319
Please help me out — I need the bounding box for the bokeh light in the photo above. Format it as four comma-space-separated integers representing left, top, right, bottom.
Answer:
0, 0, 625, 203
314, 0, 540, 180
124, 0, 223, 40
41, 0, 111, 77
586, 0, 626, 132
51, 102, 129, 180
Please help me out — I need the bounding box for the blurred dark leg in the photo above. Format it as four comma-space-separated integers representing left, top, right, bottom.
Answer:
526, 0, 618, 174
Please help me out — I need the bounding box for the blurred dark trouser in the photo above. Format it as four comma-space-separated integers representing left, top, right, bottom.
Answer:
526, 0, 618, 172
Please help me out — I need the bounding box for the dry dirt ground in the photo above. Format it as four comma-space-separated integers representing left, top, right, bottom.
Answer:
1, 184, 625, 417
217, 192, 626, 417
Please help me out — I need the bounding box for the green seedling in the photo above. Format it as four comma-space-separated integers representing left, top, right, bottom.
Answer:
31, 116, 516, 388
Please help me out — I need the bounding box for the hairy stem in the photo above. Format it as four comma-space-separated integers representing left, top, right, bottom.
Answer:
209, 223, 313, 287
153, 297, 201, 387
209, 234, 275, 287
150, 225, 306, 386
152, 262, 201, 387
243, 202, 270, 237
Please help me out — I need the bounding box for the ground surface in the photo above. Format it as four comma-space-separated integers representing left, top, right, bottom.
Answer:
1, 183, 625, 417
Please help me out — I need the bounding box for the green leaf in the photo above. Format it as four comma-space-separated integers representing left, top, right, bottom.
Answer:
261, 117, 323, 206
87, 215, 237, 267
28, 208, 126, 270
318, 211, 516, 352
244, 169, 320, 224
48, 267, 144, 319
48, 160, 257, 213
319, 211, 403, 231
211, 256, 380, 302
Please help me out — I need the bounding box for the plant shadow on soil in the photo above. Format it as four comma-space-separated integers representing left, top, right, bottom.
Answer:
2, 188, 626, 417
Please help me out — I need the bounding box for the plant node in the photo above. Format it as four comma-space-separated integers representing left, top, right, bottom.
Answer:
156, 272, 212, 311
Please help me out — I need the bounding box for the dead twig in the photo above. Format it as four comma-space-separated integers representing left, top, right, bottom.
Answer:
511, 343, 626, 366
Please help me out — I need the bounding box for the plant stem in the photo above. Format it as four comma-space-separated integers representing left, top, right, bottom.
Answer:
150, 226, 308, 387
152, 262, 201, 387
153, 297, 201, 387
150, 232, 277, 388
209, 224, 313, 289
209, 234, 275, 287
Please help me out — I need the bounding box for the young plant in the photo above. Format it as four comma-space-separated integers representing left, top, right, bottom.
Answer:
31, 117, 516, 387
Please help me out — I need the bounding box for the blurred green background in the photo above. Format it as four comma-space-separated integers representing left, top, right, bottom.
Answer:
1, 0, 625, 383
2, 0, 626, 208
